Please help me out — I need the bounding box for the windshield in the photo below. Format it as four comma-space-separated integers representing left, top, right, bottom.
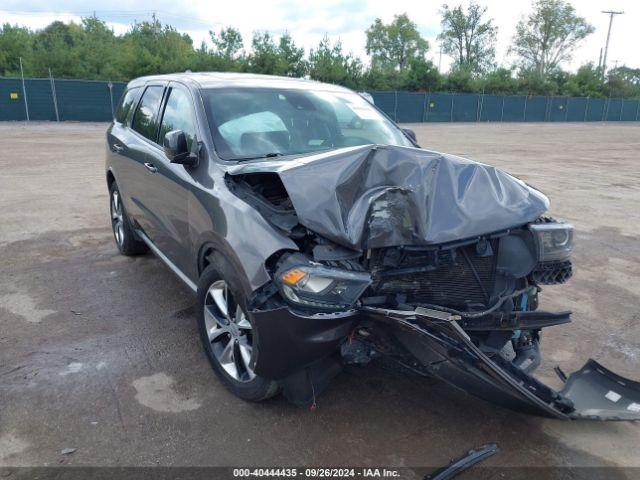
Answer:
201, 87, 413, 161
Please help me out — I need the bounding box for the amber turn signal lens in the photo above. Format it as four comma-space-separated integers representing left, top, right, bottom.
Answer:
281, 268, 307, 285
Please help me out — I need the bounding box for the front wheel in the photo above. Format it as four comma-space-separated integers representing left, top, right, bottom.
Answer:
197, 262, 279, 401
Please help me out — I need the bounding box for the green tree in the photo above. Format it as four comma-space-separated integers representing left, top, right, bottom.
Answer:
439, 2, 496, 73
0, 24, 33, 76
606, 66, 640, 98
117, 16, 193, 79
247, 31, 306, 77
28, 21, 84, 77
308, 37, 363, 88
189, 41, 216, 71
365, 13, 428, 71
211, 27, 244, 61
74, 17, 120, 79
197, 27, 246, 72
401, 58, 441, 91
607, 66, 640, 87
361, 66, 398, 90
478, 67, 519, 94
276, 33, 307, 77
247, 32, 278, 74
442, 66, 476, 92
511, 0, 594, 77
563, 63, 605, 97
10, 17, 122, 79
516, 69, 560, 95
5, 14, 640, 99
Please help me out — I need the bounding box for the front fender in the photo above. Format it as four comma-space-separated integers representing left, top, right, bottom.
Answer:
188, 179, 298, 297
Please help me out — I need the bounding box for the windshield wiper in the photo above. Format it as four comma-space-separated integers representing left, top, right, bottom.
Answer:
231, 148, 336, 162
233, 152, 284, 162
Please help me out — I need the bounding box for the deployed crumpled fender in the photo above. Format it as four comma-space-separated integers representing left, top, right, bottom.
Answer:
366, 306, 640, 421
227, 144, 550, 250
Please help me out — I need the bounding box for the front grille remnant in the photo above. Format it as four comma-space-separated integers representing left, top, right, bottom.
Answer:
532, 260, 572, 285
369, 244, 497, 309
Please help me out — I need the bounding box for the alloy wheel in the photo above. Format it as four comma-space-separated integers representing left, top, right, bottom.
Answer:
204, 280, 255, 382
110, 189, 124, 247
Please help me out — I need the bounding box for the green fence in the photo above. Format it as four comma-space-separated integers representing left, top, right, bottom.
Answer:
369, 90, 640, 123
1, 76, 639, 123
0, 76, 126, 122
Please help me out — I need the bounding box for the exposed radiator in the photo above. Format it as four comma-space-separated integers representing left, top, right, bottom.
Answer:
370, 244, 497, 308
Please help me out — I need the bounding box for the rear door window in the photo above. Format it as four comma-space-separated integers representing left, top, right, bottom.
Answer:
131, 86, 165, 142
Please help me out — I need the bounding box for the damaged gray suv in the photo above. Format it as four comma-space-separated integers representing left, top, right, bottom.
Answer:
107, 72, 640, 420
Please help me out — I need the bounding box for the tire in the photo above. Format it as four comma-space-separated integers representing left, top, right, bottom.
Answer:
109, 182, 148, 256
197, 257, 280, 401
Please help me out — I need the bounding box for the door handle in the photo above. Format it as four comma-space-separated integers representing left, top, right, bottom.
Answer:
112, 143, 124, 153
144, 162, 158, 173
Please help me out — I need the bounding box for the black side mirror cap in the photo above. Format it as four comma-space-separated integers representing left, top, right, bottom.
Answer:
402, 128, 417, 144
164, 130, 198, 166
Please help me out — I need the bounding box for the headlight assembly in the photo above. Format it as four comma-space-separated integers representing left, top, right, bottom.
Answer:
275, 258, 371, 310
529, 221, 574, 262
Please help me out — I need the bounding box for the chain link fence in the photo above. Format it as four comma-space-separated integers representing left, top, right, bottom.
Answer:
1, 76, 638, 123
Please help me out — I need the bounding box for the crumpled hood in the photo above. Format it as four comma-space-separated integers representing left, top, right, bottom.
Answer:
227, 144, 549, 250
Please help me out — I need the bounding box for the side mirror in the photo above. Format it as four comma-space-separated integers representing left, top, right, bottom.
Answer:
402, 128, 417, 143
164, 130, 198, 166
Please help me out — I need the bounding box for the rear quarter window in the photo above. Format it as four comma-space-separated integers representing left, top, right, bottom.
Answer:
114, 87, 141, 124
131, 86, 165, 142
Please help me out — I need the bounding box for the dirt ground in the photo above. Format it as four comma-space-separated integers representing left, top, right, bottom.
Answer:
1, 122, 639, 476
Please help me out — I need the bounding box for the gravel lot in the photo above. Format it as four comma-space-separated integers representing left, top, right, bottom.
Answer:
1, 122, 639, 475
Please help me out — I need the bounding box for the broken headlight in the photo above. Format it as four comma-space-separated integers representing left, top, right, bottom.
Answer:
276, 263, 371, 310
529, 221, 574, 262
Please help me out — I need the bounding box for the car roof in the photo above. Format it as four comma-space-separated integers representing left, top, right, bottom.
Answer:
127, 72, 353, 93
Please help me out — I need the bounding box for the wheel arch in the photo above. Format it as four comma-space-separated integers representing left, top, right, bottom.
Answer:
106, 168, 117, 190
196, 240, 258, 299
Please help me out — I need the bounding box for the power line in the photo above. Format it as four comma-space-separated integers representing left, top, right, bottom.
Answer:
601, 10, 624, 79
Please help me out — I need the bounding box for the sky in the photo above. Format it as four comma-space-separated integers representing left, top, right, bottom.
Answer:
1, 0, 637, 72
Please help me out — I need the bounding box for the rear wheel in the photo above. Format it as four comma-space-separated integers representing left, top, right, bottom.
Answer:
197, 261, 279, 401
109, 183, 148, 256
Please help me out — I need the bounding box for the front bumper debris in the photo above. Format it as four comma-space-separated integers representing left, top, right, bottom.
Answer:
559, 360, 640, 420
426, 443, 499, 480
251, 304, 640, 420
366, 306, 640, 420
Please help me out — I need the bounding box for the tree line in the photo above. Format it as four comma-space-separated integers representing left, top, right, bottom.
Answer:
1, 0, 638, 98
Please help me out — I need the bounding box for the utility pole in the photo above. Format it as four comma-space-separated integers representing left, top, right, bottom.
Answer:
597, 48, 602, 71
601, 10, 624, 79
